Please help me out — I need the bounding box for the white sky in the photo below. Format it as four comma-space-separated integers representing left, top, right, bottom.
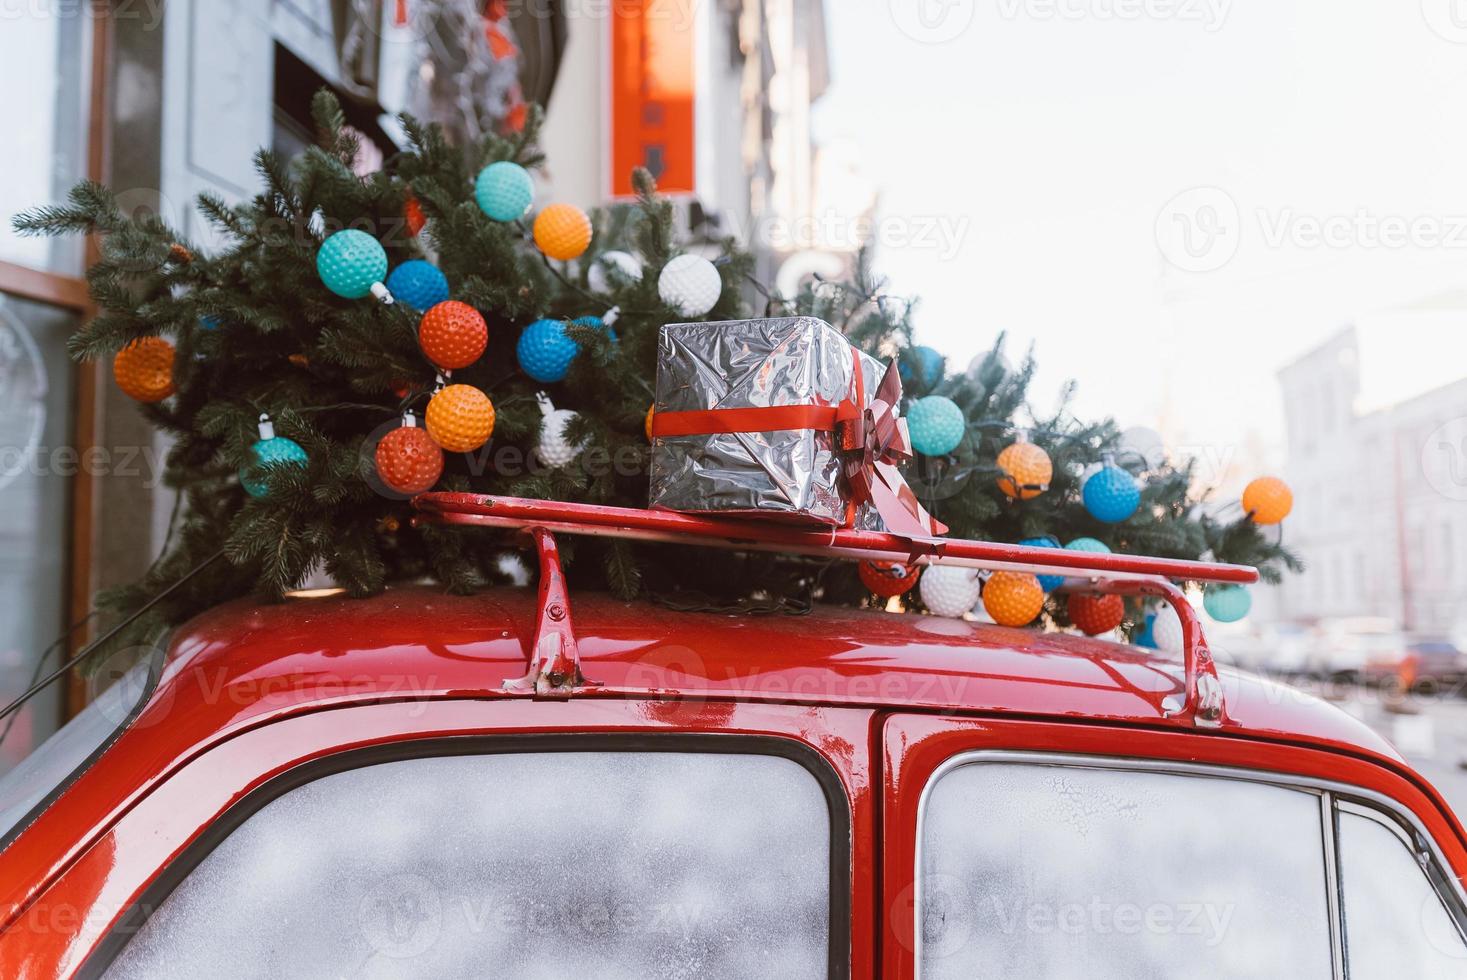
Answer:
813, 0, 1467, 484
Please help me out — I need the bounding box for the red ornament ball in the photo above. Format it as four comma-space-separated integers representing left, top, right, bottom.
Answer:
404, 194, 426, 237
375, 420, 444, 495
858, 560, 920, 598
1067, 593, 1125, 636
418, 301, 488, 370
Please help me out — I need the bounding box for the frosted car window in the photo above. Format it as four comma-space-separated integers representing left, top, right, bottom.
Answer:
919, 762, 1332, 979
105, 751, 833, 979
1339, 809, 1467, 977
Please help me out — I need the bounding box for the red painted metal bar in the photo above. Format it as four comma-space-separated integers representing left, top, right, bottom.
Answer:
501, 527, 597, 700
413, 493, 1250, 724
1082, 576, 1224, 727
414, 493, 1259, 585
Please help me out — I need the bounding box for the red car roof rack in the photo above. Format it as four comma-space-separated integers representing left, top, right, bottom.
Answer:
413, 493, 1258, 727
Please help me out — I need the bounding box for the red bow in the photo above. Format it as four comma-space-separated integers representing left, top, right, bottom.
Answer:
840, 360, 948, 538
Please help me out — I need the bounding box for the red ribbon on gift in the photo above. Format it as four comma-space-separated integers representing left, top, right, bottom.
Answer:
652, 349, 947, 537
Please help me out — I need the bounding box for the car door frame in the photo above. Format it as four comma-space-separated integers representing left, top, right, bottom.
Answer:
878, 712, 1467, 979
0, 697, 878, 980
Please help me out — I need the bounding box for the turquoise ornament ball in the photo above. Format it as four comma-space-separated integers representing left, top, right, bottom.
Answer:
906, 395, 965, 456
899, 345, 944, 392
1204, 584, 1252, 623
1134, 612, 1157, 648
199, 315, 222, 331
316, 229, 387, 299
241, 436, 308, 498
517, 318, 580, 383
1083, 464, 1141, 523
475, 161, 535, 222
1065, 536, 1111, 555
385, 260, 449, 311
1019, 536, 1064, 592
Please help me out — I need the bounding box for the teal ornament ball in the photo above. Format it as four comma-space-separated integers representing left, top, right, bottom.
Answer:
316, 229, 387, 300
899, 345, 944, 392
241, 436, 308, 498
199, 315, 222, 331
1019, 536, 1064, 592
906, 395, 965, 456
1204, 584, 1252, 623
517, 318, 579, 383
1083, 464, 1141, 523
385, 260, 449, 311
475, 161, 534, 222
1065, 537, 1111, 555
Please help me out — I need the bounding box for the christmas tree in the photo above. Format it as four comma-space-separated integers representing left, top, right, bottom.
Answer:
14, 90, 1300, 646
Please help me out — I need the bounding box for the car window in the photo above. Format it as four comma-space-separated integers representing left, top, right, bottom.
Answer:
103, 750, 836, 979
0, 656, 157, 849
1338, 808, 1467, 978
919, 762, 1332, 979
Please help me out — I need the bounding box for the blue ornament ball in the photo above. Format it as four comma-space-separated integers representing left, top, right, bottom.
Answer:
199, 315, 222, 331
1083, 464, 1141, 523
241, 436, 308, 498
1204, 584, 1252, 623
899, 345, 944, 392
572, 314, 618, 344
316, 229, 387, 299
906, 395, 965, 456
517, 319, 580, 383
475, 161, 535, 222
1134, 612, 1158, 648
1019, 536, 1064, 592
385, 259, 450, 311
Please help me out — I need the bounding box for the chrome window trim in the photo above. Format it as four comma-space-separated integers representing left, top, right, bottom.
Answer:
913, 750, 1467, 978
1320, 792, 1343, 978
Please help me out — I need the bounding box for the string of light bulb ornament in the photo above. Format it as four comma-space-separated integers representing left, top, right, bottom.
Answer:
106, 155, 1295, 639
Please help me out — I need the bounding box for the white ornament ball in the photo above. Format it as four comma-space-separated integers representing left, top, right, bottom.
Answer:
1150, 603, 1185, 653
658, 254, 722, 317
966, 349, 1013, 383
588, 250, 644, 293
1119, 425, 1166, 471
536, 408, 585, 468
919, 565, 982, 618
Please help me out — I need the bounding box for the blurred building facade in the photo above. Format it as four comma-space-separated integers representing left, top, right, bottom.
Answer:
1275, 320, 1467, 637
0, 0, 850, 755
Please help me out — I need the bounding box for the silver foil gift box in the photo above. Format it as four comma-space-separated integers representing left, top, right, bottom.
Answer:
648, 316, 895, 527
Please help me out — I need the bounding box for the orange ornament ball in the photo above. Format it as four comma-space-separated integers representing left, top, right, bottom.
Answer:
375, 419, 444, 495
425, 384, 495, 453
533, 203, 592, 261
1243, 475, 1293, 525
418, 300, 488, 370
113, 337, 176, 403
982, 571, 1045, 627
645, 403, 656, 442
996, 440, 1052, 500
858, 560, 921, 598
1067, 593, 1125, 636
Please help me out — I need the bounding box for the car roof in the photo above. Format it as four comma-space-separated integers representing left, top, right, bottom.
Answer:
150, 584, 1402, 765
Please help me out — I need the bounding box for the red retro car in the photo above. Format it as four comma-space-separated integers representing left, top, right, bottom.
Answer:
0, 495, 1464, 978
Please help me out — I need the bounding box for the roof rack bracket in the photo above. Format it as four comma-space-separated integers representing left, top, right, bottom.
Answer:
501, 526, 598, 700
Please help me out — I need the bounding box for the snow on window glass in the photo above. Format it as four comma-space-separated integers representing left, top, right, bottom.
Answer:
105, 751, 832, 980
919, 762, 1332, 979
